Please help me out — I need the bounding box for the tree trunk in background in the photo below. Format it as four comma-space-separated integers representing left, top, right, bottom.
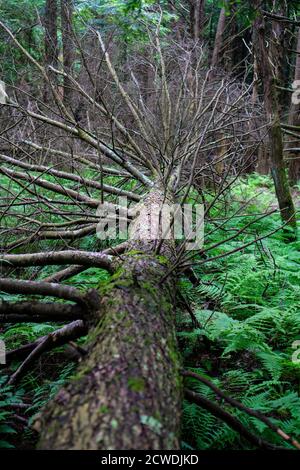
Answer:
252, 29, 270, 175
210, 7, 226, 71
190, 0, 205, 41
44, 0, 58, 101
287, 26, 300, 185
253, 6, 297, 239
61, 0, 74, 108
36, 187, 182, 449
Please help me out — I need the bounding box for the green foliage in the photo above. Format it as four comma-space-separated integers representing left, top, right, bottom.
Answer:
0, 359, 77, 448
0, 166, 128, 448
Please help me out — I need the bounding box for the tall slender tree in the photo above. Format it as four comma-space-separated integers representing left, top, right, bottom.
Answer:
61, 0, 74, 107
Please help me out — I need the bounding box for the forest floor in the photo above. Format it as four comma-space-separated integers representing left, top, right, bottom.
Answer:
1, 174, 300, 450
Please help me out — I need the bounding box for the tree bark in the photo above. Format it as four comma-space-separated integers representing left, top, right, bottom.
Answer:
210, 7, 226, 71
61, 0, 74, 107
287, 26, 300, 185
44, 0, 58, 101
36, 187, 182, 449
253, 5, 297, 238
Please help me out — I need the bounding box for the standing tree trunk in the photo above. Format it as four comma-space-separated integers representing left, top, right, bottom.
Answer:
61, 0, 74, 108
287, 26, 300, 185
36, 187, 182, 449
210, 7, 226, 71
44, 0, 58, 101
253, 5, 297, 238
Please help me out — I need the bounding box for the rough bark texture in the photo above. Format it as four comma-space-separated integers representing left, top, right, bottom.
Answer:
190, 0, 205, 41
211, 7, 226, 70
36, 187, 182, 449
287, 26, 300, 185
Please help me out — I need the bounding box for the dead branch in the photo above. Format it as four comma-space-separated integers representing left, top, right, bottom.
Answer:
0, 250, 114, 271
185, 389, 286, 450
7, 320, 87, 385
42, 241, 128, 282
0, 301, 84, 322
0, 277, 86, 304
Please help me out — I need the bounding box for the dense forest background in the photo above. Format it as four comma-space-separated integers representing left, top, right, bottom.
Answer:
1, 0, 300, 451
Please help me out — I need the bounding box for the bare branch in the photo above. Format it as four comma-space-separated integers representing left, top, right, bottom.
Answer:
0, 250, 114, 271
23, 141, 130, 176
0, 166, 100, 208
183, 370, 300, 450
262, 11, 300, 26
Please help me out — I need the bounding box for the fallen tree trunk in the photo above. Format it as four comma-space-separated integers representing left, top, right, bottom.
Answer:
36, 187, 182, 449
